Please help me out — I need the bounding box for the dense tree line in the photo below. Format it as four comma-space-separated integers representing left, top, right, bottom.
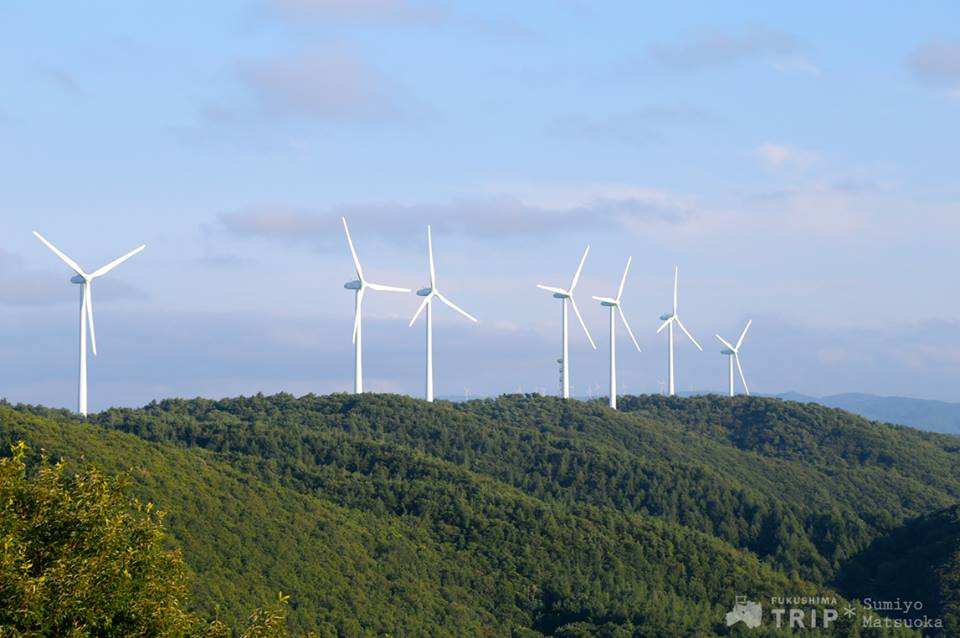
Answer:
2, 393, 955, 635
79, 393, 960, 583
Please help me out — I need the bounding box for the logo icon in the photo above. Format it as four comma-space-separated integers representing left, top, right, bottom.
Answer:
726, 595, 762, 628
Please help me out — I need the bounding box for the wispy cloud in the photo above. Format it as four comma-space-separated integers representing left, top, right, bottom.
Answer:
0, 249, 146, 307
640, 27, 811, 73
40, 67, 83, 97
218, 187, 700, 245
242, 47, 395, 121
746, 182, 870, 236
554, 104, 715, 146
268, 0, 444, 25
908, 40, 960, 92
754, 142, 819, 170
266, 0, 540, 43
216, 174, 896, 249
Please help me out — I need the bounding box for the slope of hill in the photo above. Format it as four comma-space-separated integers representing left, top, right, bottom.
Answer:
779, 392, 960, 435
4, 393, 956, 635
0, 402, 870, 637
837, 503, 960, 636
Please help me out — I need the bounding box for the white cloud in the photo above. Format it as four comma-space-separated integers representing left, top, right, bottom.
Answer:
268, 0, 442, 24
242, 48, 394, 121
217, 186, 702, 244
642, 27, 808, 72
754, 143, 819, 170
908, 40, 960, 91
768, 55, 822, 76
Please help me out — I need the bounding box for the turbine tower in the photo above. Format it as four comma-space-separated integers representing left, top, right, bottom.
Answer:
341, 217, 410, 394
409, 225, 478, 402
716, 320, 752, 397
656, 267, 702, 396
592, 256, 641, 410
33, 231, 145, 416
537, 245, 596, 399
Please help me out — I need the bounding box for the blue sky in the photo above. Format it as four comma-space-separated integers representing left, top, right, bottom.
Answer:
2, 1, 960, 410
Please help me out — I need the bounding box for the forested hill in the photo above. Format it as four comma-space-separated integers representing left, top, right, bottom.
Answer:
3, 393, 958, 636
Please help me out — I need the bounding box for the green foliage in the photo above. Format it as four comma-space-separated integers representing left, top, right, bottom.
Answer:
838, 503, 960, 635
0, 440, 317, 638
0, 440, 201, 637
3, 393, 951, 636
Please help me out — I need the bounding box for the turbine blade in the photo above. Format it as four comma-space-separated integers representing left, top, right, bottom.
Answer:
715, 334, 735, 351
409, 294, 430, 327
537, 285, 568, 295
85, 282, 97, 356
366, 282, 411, 293
569, 296, 596, 349
537, 284, 570, 295
735, 354, 749, 395
436, 291, 478, 322
33, 231, 85, 276
656, 317, 673, 334
352, 288, 365, 344
592, 296, 617, 303
616, 256, 632, 301
570, 245, 590, 291
675, 316, 702, 351
673, 266, 678, 313
341, 217, 364, 280
427, 225, 436, 288
618, 306, 641, 352
89, 244, 146, 278
736, 319, 753, 350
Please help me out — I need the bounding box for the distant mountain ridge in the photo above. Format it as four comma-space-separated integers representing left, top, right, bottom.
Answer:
778, 392, 960, 435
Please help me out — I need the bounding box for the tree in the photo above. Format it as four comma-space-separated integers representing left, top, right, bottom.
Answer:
0, 441, 308, 638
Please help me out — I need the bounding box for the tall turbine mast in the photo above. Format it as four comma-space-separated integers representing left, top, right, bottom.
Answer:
656, 267, 702, 396
592, 256, 641, 409
33, 231, 145, 416
409, 225, 478, 402
716, 320, 752, 396
341, 217, 410, 394
537, 245, 596, 399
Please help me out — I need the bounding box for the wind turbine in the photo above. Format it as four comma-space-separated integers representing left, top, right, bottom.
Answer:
409, 225, 478, 402
592, 257, 641, 410
33, 231, 145, 416
341, 217, 410, 394
716, 320, 752, 397
656, 267, 701, 396
537, 245, 596, 399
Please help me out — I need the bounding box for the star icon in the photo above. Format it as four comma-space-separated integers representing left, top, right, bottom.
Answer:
843, 606, 856, 617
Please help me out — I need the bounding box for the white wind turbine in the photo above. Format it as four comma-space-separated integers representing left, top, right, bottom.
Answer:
537, 245, 596, 399
33, 231, 146, 416
716, 320, 752, 397
341, 217, 410, 394
409, 225, 478, 402
592, 257, 641, 410
656, 267, 702, 396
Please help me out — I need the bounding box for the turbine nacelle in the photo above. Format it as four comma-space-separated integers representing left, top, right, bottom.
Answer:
341, 217, 411, 354
33, 230, 146, 416
660, 313, 674, 321
409, 225, 478, 402
715, 320, 752, 396
536, 244, 597, 399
